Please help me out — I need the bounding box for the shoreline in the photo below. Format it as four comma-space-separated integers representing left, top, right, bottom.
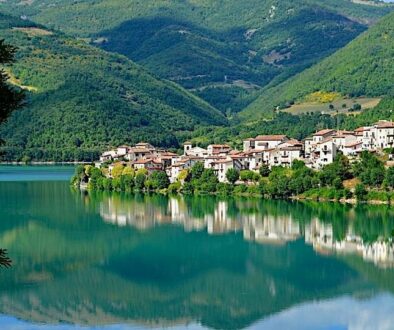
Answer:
78, 185, 393, 206
292, 196, 392, 206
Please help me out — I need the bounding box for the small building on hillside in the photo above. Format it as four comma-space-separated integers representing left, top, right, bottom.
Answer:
309, 138, 337, 169
207, 144, 232, 156
133, 159, 163, 173
183, 142, 209, 158
243, 135, 289, 152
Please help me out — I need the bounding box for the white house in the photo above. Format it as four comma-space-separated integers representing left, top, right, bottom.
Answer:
100, 150, 117, 162
312, 129, 336, 144
267, 139, 303, 168
332, 131, 357, 153
343, 141, 363, 157
211, 159, 235, 183
372, 120, 394, 150
207, 144, 232, 156
243, 135, 289, 152
309, 138, 337, 169
184, 142, 208, 157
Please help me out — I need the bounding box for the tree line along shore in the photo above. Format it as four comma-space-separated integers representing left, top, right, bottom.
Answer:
72, 151, 394, 204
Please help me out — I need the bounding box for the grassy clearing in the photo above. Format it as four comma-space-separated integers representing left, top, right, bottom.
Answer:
283, 97, 381, 115
5, 70, 38, 92
12, 27, 53, 36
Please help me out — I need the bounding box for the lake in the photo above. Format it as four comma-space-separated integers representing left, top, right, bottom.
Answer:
1, 166, 394, 330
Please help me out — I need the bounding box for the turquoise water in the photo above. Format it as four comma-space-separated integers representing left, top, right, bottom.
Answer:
1, 166, 394, 329
0, 165, 75, 181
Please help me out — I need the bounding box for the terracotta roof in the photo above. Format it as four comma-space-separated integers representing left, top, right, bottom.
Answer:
345, 141, 362, 148
334, 130, 355, 138
317, 137, 333, 145
281, 139, 302, 147
254, 135, 287, 141
355, 126, 371, 132
314, 129, 336, 137
209, 144, 231, 148
129, 148, 153, 153
375, 121, 394, 129
133, 159, 154, 164
160, 152, 178, 156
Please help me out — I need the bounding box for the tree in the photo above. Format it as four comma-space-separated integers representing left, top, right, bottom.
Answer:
122, 166, 135, 177
0, 40, 24, 131
135, 172, 146, 190
149, 170, 170, 190
240, 170, 255, 182
355, 183, 367, 202
385, 167, 394, 189
111, 163, 124, 178
226, 168, 239, 184
197, 169, 218, 193
259, 164, 271, 177
191, 162, 204, 180
353, 151, 385, 187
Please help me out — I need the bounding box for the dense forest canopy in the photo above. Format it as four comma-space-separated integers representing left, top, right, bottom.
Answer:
1, 0, 392, 111
0, 2, 392, 161
0, 13, 226, 161
241, 10, 394, 120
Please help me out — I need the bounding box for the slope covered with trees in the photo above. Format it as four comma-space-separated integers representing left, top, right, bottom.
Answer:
1, 0, 391, 112
0, 13, 226, 161
241, 10, 394, 120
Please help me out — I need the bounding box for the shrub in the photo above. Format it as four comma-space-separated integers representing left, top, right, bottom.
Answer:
259, 164, 271, 177
247, 185, 260, 196
226, 168, 239, 184
111, 163, 124, 178
355, 184, 367, 202
182, 182, 194, 194
234, 184, 248, 195
149, 170, 170, 190
216, 183, 233, 195
102, 177, 112, 190
240, 170, 255, 182
135, 173, 146, 190
168, 181, 181, 194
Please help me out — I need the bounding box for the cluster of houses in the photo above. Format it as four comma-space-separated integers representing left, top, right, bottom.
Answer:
100, 196, 394, 268
97, 120, 394, 183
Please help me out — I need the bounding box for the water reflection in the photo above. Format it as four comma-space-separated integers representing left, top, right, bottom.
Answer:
1, 180, 394, 329
98, 194, 394, 269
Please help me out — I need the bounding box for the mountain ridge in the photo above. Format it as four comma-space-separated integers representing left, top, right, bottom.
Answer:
0, 13, 226, 161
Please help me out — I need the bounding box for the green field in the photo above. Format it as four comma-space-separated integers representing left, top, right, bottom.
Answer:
284, 97, 381, 115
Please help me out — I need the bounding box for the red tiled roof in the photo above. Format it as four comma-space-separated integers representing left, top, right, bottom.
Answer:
314, 129, 336, 136
375, 121, 394, 128
345, 141, 362, 148
317, 137, 333, 145
209, 144, 231, 148
255, 135, 287, 141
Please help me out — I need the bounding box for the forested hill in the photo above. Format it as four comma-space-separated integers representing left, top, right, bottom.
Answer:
240, 10, 394, 121
0, 13, 226, 162
0, 0, 392, 113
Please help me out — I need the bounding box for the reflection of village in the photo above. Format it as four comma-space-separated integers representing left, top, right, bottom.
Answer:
100, 196, 394, 269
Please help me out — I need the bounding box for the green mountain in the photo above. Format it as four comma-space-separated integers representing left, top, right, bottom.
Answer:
1, 0, 391, 113
240, 10, 394, 121
0, 14, 226, 161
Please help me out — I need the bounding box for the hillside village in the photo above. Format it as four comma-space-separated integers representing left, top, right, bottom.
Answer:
97, 120, 394, 183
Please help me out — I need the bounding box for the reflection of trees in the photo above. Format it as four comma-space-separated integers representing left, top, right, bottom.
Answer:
2, 183, 394, 328
0, 249, 11, 268
94, 192, 394, 268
